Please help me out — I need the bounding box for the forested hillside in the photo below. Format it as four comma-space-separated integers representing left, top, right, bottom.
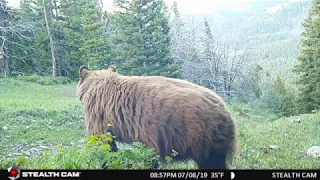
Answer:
180, 0, 311, 79
218, 0, 310, 47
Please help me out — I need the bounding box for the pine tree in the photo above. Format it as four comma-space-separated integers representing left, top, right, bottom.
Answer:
168, 1, 187, 62
294, 0, 320, 113
77, 0, 111, 70
61, 0, 111, 77
111, 0, 182, 78
201, 18, 225, 91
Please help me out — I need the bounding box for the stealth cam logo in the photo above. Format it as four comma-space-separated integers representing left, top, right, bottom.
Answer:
8, 166, 20, 180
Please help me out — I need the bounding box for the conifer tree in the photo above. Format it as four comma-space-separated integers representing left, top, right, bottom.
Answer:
294, 0, 320, 113
168, 1, 187, 62
111, 0, 182, 78
61, 0, 111, 77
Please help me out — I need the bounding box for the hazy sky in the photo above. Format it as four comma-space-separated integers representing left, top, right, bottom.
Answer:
101, 0, 257, 14
8, 0, 259, 14
7, 0, 310, 15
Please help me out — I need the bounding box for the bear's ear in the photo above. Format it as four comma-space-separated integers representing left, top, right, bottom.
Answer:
79, 65, 89, 79
107, 65, 117, 72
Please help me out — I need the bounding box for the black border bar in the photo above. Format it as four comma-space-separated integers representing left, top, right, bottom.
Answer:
1, 170, 319, 180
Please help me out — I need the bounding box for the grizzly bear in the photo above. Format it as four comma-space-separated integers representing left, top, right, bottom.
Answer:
77, 65, 237, 169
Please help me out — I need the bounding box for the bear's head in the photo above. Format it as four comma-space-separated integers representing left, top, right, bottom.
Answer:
77, 65, 117, 100
78, 65, 117, 81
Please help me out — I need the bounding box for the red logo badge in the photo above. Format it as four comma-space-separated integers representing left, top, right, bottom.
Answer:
8, 166, 20, 180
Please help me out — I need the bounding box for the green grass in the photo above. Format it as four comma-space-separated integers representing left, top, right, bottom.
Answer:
0, 78, 319, 169
0, 78, 79, 112
0, 78, 85, 162
234, 113, 320, 169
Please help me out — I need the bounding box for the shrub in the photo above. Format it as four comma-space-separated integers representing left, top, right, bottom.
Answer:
249, 70, 298, 119
1, 134, 177, 169
16, 75, 72, 85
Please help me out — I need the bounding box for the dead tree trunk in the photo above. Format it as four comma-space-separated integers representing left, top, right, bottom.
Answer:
0, 0, 10, 77
43, 0, 56, 77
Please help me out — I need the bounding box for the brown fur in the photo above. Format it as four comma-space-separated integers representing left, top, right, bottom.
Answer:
77, 65, 237, 169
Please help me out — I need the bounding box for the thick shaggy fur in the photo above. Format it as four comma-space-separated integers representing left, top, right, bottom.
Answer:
77, 66, 237, 169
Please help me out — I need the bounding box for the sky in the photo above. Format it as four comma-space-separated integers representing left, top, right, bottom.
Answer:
8, 0, 258, 15
7, 0, 310, 15
101, 0, 257, 14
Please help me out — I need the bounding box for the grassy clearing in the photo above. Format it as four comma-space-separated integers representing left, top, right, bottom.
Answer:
0, 78, 79, 112
0, 78, 85, 162
233, 109, 320, 169
0, 78, 319, 169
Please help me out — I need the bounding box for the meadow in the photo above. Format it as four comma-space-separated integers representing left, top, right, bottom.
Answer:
0, 77, 319, 169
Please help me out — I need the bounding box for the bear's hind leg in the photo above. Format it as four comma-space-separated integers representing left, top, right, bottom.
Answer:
197, 149, 227, 169
110, 138, 118, 152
